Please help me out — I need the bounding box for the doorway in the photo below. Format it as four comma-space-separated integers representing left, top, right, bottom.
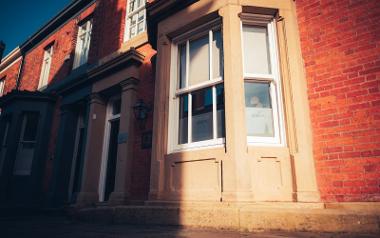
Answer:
68, 112, 86, 203
99, 97, 121, 202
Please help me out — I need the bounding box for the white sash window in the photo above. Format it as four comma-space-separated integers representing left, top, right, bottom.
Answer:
73, 19, 92, 69
242, 17, 286, 146
38, 45, 53, 90
13, 112, 39, 176
0, 79, 5, 96
124, 0, 146, 41
169, 21, 225, 152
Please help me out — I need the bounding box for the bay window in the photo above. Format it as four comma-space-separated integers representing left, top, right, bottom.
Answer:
170, 22, 225, 151
242, 17, 285, 145
125, 0, 146, 41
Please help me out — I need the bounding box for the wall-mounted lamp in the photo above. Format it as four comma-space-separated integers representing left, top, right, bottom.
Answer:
133, 99, 151, 129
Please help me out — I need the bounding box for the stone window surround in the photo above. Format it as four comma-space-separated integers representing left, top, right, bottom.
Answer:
168, 18, 225, 152
149, 0, 320, 203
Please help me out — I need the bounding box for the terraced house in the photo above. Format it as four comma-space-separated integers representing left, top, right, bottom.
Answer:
0, 0, 379, 233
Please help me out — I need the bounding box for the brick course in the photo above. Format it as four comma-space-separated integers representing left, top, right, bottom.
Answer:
296, 0, 380, 201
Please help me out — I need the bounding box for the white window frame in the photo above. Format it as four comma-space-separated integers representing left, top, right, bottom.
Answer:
38, 45, 53, 90
241, 17, 286, 146
0, 79, 5, 96
13, 113, 39, 176
124, 0, 146, 41
73, 19, 92, 69
168, 20, 225, 153
98, 96, 120, 202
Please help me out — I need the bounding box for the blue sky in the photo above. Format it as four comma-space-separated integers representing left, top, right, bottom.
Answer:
0, 0, 71, 57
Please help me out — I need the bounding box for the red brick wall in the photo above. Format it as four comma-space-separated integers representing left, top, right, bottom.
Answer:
15, 3, 96, 192
296, 0, 380, 202
0, 58, 21, 95
89, 0, 127, 63
19, 3, 96, 91
131, 43, 156, 199
88, 0, 156, 199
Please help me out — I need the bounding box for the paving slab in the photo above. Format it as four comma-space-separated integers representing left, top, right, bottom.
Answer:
0, 215, 378, 238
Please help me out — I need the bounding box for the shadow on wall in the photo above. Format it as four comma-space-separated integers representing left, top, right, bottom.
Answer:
88, 0, 126, 63
157, 0, 217, 226
41, 0, 125, 207
60, 0, 218, 229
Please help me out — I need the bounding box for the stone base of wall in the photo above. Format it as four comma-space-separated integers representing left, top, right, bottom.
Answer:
70, 201, 380, 233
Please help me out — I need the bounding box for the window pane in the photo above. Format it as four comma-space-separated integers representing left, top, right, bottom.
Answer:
131, 15, 137, 25
212, 30, 223, 79
178, 44, 187, 89
23, 113, 39, 141
216, 84, 225, 138
130, 25, 137, 38
129, 0, 135, 12
243, 25, 271, 75
44, 45, 53, 59
245, 82, 274, 137
138, 10, 145, 21
192, 88, 213, 142
189, 35, 209, 86
138, 22, 144, 33
13, 142, 35, 175
178, 95, 188, 144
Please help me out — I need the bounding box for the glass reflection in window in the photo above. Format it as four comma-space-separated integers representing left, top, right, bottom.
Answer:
245, 82, 274, 137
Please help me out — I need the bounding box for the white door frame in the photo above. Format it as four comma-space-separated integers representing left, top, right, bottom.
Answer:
98, 97, 120, 202
68, 112, 84, 202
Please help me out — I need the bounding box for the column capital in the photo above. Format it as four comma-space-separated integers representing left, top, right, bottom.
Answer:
158, 33, 170, 46
120, 77, 140, 92
88, 93, 105, 105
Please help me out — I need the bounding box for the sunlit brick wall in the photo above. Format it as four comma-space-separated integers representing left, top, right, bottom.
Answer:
296, 0, 380, 201
19, 3, 96, 91
88, 0, 127, 63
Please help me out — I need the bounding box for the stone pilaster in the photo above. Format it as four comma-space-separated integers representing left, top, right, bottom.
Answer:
76, 93, 106, 206
108, 78, 139, 204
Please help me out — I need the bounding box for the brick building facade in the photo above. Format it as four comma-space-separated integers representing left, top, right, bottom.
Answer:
0, 0, 379, 232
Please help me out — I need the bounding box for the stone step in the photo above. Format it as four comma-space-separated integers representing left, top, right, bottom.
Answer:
71, 203, 380, 233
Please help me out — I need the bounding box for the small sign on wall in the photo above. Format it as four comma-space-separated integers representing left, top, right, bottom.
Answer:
118, 132, 128, 144
141, 131, 152, 149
